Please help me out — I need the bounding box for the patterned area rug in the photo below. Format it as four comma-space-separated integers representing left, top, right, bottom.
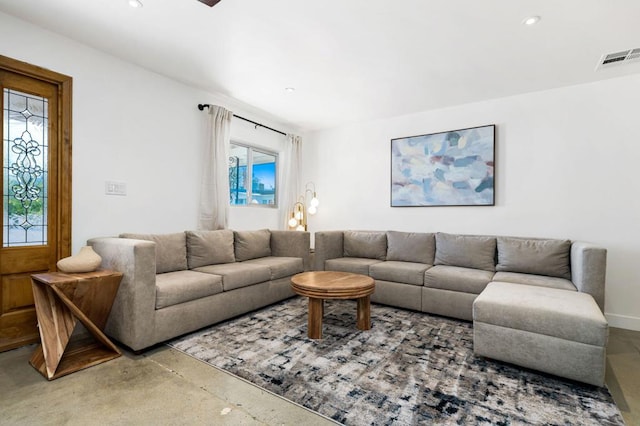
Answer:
168, 297, 624, 425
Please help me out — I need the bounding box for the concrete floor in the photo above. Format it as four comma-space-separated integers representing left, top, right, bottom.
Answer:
1, 327, 638, 425
0, 344, 334, 425
607, 327, 640, 425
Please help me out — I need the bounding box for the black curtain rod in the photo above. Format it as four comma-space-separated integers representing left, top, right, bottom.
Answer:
197, 104, 287, 136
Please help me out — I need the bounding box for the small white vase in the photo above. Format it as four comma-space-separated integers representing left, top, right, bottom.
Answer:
57, 246, 102, 273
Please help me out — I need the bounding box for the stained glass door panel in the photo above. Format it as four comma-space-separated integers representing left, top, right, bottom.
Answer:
3, 89, 48, 247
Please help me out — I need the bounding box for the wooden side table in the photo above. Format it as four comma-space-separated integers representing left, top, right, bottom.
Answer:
29, 270, 123, 380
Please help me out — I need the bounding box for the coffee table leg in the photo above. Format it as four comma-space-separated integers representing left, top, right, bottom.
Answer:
357, 295, 371, 330
308, 297, 323, 339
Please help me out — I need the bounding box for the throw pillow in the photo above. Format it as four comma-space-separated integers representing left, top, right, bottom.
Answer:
496, 236, 572, 279
120, 232, 188, 274
234, 229, 272, 261
386, 231, 435, 264
343, 231, 387, 260
434, 232, 496, 272
186, 230, 235, 269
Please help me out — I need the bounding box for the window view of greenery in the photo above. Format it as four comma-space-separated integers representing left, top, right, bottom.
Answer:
229, 143, 277, 207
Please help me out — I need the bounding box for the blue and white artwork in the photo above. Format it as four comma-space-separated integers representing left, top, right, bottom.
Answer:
391, 125, 495, 206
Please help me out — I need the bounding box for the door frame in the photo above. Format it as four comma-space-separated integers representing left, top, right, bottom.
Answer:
0, 54, 72, 263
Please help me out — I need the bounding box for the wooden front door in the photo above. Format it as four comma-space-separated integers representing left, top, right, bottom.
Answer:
0, 55, 72, 352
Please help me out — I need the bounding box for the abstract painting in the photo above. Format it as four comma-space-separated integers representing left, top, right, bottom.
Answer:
391, 125, 495, 206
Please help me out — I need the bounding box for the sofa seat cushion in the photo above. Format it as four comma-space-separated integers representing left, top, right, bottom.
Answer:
369, 261, 431, 286
474, 282, 607, 346
242, 257, 304, 280
193, 263, 271, 291
155, 270, 223, 309
493, 271, 576, 291
325, 257, 383, 275
424, 265, 494, 294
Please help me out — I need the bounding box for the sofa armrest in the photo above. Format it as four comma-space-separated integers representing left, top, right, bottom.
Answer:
571, 241, 607, 312
314, 231, 345, 271
88, 237, 157, 351
270, 230, 311, 270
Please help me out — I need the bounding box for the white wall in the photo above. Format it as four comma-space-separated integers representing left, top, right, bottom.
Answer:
0, 12, 293, 251
304, 74, 640, 330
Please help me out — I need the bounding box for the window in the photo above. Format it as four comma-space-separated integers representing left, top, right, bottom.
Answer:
229, 143, 277, 206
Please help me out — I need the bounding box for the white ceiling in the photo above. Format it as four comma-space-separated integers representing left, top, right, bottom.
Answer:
1, 0, 639, 131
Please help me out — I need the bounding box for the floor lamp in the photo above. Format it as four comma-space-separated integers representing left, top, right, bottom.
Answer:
288, 182, 319, 231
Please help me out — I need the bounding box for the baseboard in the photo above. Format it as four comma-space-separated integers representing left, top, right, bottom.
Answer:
605, 313, 640, 331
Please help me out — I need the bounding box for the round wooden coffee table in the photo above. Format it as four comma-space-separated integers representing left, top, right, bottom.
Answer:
291, 271, 375, 339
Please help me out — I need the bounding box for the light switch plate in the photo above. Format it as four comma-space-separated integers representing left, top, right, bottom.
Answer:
105, 181, 127, 196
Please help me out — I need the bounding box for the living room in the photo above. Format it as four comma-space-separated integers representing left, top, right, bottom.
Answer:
0, 1, 639, 424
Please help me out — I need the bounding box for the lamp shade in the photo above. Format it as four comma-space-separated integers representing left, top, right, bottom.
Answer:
288, 217, 298, 227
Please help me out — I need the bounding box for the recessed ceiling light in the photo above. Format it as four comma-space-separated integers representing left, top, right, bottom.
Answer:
522, 15, 541, 26
128, 0, 143, 8
284, 87, 296, 93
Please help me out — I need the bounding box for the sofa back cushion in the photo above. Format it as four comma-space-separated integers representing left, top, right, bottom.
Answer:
120, 232, 188, 274
186, 230, 235, 269
496, 236, 572, 279
234, 229, 272, 261
434, 233, 496, 272
343, 231, 387, 260
386, 231, 435, 264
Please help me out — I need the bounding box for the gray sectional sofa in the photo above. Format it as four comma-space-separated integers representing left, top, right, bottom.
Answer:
314, 230, 609, 386
89, 226, 608, 386
89, 229, 310, 351
314, 230, 605, 318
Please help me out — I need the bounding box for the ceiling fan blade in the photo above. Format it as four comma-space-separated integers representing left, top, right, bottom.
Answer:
197, 0, 222, 6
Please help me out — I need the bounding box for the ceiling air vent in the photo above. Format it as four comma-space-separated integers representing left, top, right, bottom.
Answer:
596, 48, 640, 70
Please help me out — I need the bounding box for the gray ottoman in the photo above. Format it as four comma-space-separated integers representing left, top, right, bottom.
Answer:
473, 281, 608, 386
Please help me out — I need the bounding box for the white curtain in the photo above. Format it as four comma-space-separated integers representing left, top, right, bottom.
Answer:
198, 105, 233, 230
279, 134, 302, 229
